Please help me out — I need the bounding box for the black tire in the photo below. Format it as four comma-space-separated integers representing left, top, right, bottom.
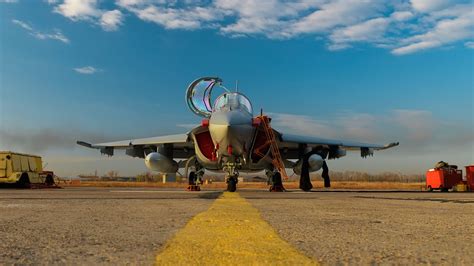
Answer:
188, 172, 196, 185
227, 178, 237, 192
427, 186, 433, 192
441, 188, 449, 192
18, 173, 30, 188
272, 172, 283, 187
45, 174, 55, 186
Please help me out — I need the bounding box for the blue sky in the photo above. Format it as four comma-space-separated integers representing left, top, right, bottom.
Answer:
0, 0, 473, 176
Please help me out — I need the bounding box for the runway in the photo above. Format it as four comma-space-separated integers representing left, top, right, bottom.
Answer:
0, 187, 473, 265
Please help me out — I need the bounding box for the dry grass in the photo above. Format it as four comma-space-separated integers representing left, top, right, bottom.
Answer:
65, 170, 427, 190
309, 171, 425, 183
63, 180, 425, 190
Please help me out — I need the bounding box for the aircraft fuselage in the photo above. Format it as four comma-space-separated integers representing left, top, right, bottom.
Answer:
208, 109, 254, 162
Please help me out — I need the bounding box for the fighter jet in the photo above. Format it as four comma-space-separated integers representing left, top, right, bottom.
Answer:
78, 77, 398, 192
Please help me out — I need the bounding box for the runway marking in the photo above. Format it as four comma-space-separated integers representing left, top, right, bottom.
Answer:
155, 192, 317, 265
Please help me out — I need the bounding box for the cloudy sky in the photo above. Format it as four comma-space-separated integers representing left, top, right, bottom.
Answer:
0, 0, 473, 176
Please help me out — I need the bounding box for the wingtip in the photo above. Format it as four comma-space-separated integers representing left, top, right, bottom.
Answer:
77, 141, 92, 148
385, 142, 400, 149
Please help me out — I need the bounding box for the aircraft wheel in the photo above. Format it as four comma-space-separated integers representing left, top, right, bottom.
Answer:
270, 172, 285, 192
272, 172, 283, 187
227, 177, 237, 192
427, 186, 433, 192
188, 171, 197, 185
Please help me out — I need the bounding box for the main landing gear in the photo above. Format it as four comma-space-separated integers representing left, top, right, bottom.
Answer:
187, 171, 201, 191
299, 153, 331, 191
186, 160, 204, 192
266, 169, 285, 192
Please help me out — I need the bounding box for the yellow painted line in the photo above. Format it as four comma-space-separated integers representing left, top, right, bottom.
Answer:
156, 192, 317, 265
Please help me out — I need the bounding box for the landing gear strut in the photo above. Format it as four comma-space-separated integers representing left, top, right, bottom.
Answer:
322, 161, 330, 188
299, 153, 313, 191
299, 152, 331, 191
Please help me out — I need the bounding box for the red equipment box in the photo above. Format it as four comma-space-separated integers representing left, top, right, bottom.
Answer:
426, 168, 462, 192
466, 165, 474, 191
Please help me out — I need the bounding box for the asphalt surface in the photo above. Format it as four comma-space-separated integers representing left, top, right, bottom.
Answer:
244, 190, 474, 265
0, 188, 218, 265
0, 187, 473, 265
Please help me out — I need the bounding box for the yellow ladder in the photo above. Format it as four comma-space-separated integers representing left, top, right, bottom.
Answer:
254, 116, 289, 180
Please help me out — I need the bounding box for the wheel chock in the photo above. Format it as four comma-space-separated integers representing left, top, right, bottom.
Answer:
186, 185, 201, 191
269, 185, 285, 192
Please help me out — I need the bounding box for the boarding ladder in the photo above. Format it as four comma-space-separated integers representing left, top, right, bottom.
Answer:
254, 115, 289, 180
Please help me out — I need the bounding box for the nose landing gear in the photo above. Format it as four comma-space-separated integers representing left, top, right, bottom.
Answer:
226, 176, 238, 192
224, 162, 240, 192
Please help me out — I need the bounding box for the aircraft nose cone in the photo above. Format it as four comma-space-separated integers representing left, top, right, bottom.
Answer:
208, 110, 254, 157
210, 110, 250, 126
216, 115, 232, 127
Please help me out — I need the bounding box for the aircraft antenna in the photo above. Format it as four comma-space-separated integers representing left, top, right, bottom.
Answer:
235, 80, 239, 92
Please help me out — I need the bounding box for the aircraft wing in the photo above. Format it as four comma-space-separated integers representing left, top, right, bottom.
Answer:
276, 132, 399, 159
77, 133, 194, 158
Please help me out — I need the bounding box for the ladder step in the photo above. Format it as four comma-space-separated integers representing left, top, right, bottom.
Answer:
256, 115, 289, 180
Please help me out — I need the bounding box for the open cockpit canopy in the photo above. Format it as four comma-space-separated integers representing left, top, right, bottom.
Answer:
186, 77, 253, 117
213, 92, 252, 114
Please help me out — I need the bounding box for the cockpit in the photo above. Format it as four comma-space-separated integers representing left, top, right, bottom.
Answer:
213, 93, 253, 114
186, 77, 253, 117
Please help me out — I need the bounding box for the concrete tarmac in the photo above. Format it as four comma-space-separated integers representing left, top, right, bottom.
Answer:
0, 187, 473, 265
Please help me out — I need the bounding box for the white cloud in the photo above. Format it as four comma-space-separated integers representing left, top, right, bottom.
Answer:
410, 0, 451, 12
54, 0, 100, 20
0, 0, 18, 3
125, 5, 224, 30
291, 0, 384, 35
116, 0, 148, 8
12, 19, 69, 43
32, 29, 70, 43
215, 0, 320, 38
12, 19, 33, 31
269, 112, 336, 138
100, 9, 123, 31
270, 111, 381, 143
329, 17, 390, 49
73, 66, 100, 74
391, 109, 435, 141
465, 41, 474, 49
45, 0, 474, 54
390, 11, 414, 21
392, 10, 473, 55
337, 112, 380, 141
327, 43, 351, 51
270, 109, 473, 157
53, 0, 124, 31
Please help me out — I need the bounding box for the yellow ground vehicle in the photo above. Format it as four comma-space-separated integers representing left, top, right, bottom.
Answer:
0, 151, 54, 186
